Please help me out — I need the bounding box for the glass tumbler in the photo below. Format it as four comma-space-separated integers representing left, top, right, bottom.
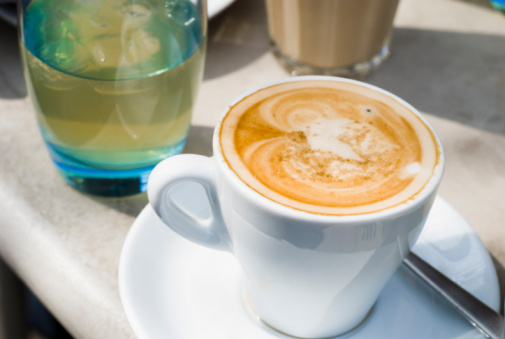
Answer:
18, 0, 207, 196
265, 0, 399, 79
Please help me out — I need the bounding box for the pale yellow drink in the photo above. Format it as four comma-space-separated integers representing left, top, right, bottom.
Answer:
20, 0, 206, 194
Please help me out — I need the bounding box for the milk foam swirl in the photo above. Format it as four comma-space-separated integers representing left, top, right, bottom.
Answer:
220, 81, 440, 215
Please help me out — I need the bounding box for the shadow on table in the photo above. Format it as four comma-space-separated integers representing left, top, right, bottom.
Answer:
0, 20, 27, 99
368, 27, 505, 136
183, 125, 214, 157
454, 0, 494, 9
203, 0, 268, 80
94, 194, 149, 219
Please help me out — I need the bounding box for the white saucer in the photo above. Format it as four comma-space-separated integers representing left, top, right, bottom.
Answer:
208, 0, 236, 19
119, 187, 500, 339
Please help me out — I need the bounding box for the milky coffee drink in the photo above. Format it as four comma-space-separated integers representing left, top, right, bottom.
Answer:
220, 80, 441, 215
265, 0, 399, 71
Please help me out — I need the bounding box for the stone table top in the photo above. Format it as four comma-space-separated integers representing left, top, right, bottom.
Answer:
1, 0, 505, 337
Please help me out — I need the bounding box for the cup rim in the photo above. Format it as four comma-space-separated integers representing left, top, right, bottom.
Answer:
213, 75, 445, 223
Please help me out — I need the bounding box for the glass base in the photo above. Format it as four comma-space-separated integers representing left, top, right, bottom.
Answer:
269, 40, 391, 80
47, 140, 186, 197
57, 168, 152, 197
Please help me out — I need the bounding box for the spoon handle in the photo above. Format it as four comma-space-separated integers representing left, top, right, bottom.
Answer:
403, 252, 504, 339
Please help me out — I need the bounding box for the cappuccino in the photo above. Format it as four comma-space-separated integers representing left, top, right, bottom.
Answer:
149, 77, 444, 338
219, 80, 441, 215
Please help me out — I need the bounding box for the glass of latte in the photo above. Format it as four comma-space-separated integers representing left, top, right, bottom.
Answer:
148, 77, 444, 338
265, 0, 400, 79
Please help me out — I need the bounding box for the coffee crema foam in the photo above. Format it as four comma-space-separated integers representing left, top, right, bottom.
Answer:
219, 80, 441, 215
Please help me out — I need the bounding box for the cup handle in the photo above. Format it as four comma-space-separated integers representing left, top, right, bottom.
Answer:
148, 154, 232, 252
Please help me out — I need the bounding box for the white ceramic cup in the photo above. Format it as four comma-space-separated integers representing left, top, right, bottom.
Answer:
148, 76, 445, 338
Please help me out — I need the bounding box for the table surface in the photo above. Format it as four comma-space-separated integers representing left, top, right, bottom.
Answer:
1, 0, 505, 337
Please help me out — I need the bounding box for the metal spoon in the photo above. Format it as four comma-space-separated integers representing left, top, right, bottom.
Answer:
403, 252, 504, 339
